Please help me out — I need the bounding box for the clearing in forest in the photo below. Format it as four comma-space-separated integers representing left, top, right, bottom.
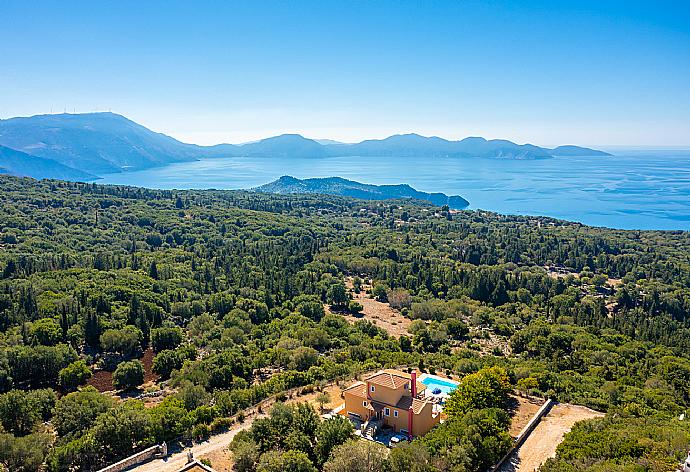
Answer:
325, 278, 411, 337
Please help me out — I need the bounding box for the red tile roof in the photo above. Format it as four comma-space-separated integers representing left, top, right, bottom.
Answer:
365, 371, 411, 390
394, 396, 430, 414
363, 370, 427, 393
343, 381, 367, 397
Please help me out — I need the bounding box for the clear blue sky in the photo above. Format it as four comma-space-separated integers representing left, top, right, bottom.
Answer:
1, 0, 689, 146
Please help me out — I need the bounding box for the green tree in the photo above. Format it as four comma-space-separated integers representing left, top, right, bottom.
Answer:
323, 439, 388, 472
327, 283, 349, 308
0, 431, 52, 472
229, 433, 260, 472
176, 382, 209, 410
444, 366, 512, 416
91, 400, 153, 460
100, 326, 142, 358
53, 386, 113, 437
0, 390, 40, 436
152, 349, 181, 379
422, 408, 512, 471
84, 312, 101, 349
58, 360, 92, 391
112, 360, 145, 391
348, 301, 363, 314
149, 397, 190, 443
388, 442, 435, 472
295, 296, 325, 322
372, 284, 388, 302
315, 416, 354, 465
30, 318, 62, 346
444, 318, 469, 339
47, 433, 100, 472
257, 450, 317, 472
150, 326, 183, 352
291, 347, 319, 372
6, 344, 78, 387
0, 389, 55, 436
315, 392, 331, 412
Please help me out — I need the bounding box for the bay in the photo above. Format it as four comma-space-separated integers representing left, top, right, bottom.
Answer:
98, 151, 690, 231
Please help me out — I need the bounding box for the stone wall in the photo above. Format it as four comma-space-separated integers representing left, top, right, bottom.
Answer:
491, 398, 554, 471
96, 443, 167, 472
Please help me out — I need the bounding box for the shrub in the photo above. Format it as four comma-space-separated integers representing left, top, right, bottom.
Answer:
372, 284, 388, 302
150, 326, 183, 352
100, 326, 142, 358
210, 417, 233, 433
112, 360, 145, 391
152, 349, 180, 379
192, 423, 211, 441
59, 360, 92, 391
348, 301, 363, 314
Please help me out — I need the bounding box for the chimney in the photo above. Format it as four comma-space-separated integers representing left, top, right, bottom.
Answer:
411, 371, 417, 397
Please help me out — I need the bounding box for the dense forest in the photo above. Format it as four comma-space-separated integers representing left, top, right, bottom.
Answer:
1, 174, 690, 471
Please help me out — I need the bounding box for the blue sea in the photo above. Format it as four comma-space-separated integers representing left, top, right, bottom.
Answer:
98, 151, 690, 231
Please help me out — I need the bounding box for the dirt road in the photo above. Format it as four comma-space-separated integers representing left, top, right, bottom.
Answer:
124, 377, 360, 472
498, 403, 604, 472
125, 417, 259, 472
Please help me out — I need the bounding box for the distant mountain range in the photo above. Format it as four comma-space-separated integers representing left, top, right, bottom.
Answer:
256, 176, 470, 209
0, 113, 202, 176
0, 145, 96, 181
0, 112, 611, 180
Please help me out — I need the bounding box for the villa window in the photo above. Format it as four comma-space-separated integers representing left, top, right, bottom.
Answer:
363, 401, 368, 407
394, 410, 398, 417
371, 385, 375, 392
385, 408, 390, 416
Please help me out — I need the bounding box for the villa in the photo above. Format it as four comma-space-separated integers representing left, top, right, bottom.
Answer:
340, 369, 442, 439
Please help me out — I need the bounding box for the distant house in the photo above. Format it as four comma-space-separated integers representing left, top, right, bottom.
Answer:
340, 369, 440, 438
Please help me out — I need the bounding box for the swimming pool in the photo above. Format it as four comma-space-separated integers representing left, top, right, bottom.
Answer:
420, 374, 459, 396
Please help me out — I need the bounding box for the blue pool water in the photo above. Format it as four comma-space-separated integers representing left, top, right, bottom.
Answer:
420, 375, 459, 396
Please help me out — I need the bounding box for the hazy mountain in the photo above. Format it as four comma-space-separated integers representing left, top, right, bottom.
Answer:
322, 134, 555, 159
201, 143, 241, 157
325, 133, 464, 158
549, 145, 612, 156
238, 134, 328, 158
0, 112, 612, 179
314, 138, 346, 145
454, 137, 553, 159
0, 145, 95, 180
255, 176, 469, 208
0, 112, 204, 174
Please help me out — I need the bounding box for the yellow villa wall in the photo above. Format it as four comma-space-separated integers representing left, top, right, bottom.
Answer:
411, 403, 440, 436
342, 389, 371, 420
366, 381, 405, 405
341, 388, 440, 437
379, 405, 409, 432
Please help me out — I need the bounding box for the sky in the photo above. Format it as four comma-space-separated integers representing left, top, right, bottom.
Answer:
1, 0, 689, 147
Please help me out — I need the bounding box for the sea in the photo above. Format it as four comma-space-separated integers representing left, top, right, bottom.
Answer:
98, 151, 690, 231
